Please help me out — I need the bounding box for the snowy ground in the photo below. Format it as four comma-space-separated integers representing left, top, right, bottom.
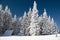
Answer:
0, 34, 60, 40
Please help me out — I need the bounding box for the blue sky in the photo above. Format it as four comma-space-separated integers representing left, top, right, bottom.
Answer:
0, 0, 60, 29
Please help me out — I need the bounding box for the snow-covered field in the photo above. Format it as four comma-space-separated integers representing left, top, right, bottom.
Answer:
0, 34, 60, 40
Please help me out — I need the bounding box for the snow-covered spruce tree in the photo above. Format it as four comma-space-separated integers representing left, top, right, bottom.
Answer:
25, 8, 32, 36
39, 9, 56, 35
28, 1, 40, 36
0, 5, 4, 35
49, 18, 56, 34
38, 9, 48, 35
17, 17, 23, 36
40, 9, 51, 35
38, 15, 43, 35
20, 11, 28, 36
3, 6, 12, 31
12, 15, 18, 35
18, 17, 22, 31
15, 18, 21, 35
12, 15, 22, 35
12, 15, 21, 35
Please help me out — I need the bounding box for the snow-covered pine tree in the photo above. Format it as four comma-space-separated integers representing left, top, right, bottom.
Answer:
20, 11, 28, 36
50, 18, 56, 34
28, 1, 40, 36
39, 9, 56, 35
13, 15, 17, 22
8, 9, 12, 30
41, 9, 50, 35
12, 15, 18, 35
16, 18, 21, 35
0, 5, 4, 35
18, 17, 22, 30
38, 15, 43, 35
17, 17, 23, 36
12, 15, 21, 35
25, 8, 32, 36
3, 6, 12, 31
